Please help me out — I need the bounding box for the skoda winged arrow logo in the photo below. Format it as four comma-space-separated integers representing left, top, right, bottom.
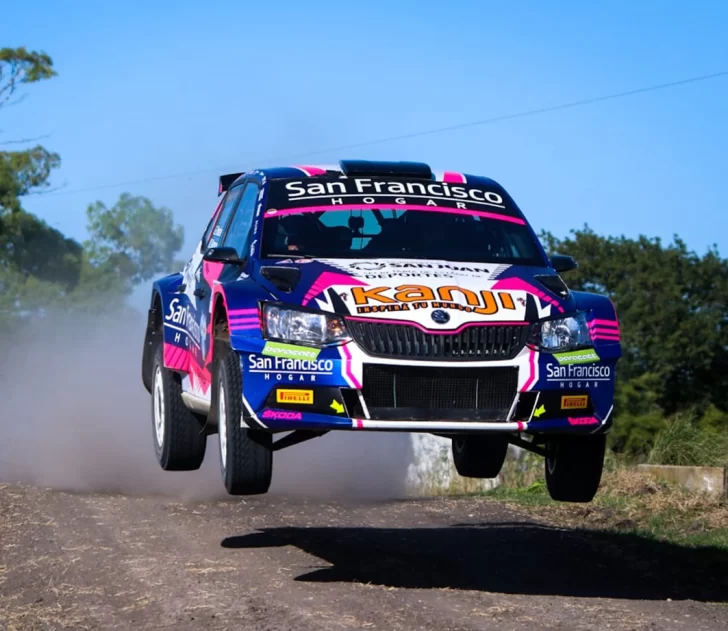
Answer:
350, 261, 386, 271
431, 309, 450, 324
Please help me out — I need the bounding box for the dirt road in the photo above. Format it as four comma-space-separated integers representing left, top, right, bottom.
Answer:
2, 483, 727, 631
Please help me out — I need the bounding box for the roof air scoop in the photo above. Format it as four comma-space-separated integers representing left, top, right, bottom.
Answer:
339, 160, 433, 180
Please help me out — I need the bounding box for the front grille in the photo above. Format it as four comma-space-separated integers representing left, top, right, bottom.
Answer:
362, 364, 518, 421
347, 319, 529, 361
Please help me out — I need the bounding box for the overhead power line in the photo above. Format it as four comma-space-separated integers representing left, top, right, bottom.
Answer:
32, 70, 728, 198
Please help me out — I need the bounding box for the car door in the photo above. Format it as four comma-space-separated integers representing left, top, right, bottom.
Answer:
196, 181, 261, 367
189, 183, 247, 366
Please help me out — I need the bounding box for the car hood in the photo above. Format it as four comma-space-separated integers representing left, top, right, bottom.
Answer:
256, 257, 575, 328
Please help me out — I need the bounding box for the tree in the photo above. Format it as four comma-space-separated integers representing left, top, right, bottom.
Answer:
0, 210, 82, 287
0, 147, 61, 213
0, 47, 185, 328
0, 47, 60, 212
0, 46, 84, 329
0, 47, 56, 106
83, 193, 185, 293
541, 225, 728, 454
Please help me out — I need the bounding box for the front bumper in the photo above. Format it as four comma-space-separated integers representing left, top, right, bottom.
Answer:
238, 338, 618, 435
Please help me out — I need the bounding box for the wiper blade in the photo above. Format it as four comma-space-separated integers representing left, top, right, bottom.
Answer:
266, 253, 317, 259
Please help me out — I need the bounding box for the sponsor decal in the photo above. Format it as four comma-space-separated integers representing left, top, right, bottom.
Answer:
199, 312, 209, 358
546, 364, 611, 381
276, 389, 314, 405
281, 178, 505, 210
561, 395, 588, 410
351, 285, 516, 315
533, 404, 546, 418
341, 260, 493, 280
261, 409, 303, 421
248, 354, 334, 383
272, 257, 316, 265
165, 297, 202, 347
554, 349, 600, 365
262, 341, 321, 361
567, 416, 599, 426
545, 362, 612, 389
330, 400, 345, 414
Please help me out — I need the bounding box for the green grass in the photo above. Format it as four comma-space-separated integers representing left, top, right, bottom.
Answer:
647, 413, 728, 467
480, 468, 728, 551
484, 481, 554, 506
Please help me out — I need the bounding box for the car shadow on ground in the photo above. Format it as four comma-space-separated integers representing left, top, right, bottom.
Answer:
222, 521, 728, 602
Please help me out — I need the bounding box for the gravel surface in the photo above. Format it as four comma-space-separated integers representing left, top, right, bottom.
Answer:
1, 483, 727, 630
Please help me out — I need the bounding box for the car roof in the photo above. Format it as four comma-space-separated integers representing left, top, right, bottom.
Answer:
222, 160, 507, 195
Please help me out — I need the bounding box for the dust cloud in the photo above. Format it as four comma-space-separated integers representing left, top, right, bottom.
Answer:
0, 308, 413, 502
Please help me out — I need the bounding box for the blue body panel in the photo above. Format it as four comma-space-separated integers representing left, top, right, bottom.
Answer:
144, 162, 622, 437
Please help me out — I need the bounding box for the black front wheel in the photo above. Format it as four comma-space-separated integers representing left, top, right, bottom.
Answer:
452, 435, 509, 479
150, 342, 207, 471
215, 344, 272, 495
545, 433, 606, 503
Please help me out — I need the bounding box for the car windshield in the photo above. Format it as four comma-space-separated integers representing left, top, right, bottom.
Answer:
259, 176, 547, 265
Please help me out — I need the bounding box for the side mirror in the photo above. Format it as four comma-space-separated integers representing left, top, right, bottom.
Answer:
203, 246, 244, 264
550, 254, 578, 273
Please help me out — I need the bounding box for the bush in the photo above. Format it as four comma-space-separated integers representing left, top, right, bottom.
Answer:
647, 414, 728, 467
609, 410, 666, 460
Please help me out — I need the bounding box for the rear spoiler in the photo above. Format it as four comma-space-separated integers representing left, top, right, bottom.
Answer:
219, 172, 244, 196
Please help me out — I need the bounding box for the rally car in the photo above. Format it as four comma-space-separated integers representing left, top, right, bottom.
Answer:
141, 160, 621, 502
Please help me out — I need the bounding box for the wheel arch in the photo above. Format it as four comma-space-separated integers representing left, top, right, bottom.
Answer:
141, 273, 183, 392
206, 291, 231, 430
570, 290, 618, 320
569, 289, 622, 361
141, 289, 164, 393
212, 292, 230, 345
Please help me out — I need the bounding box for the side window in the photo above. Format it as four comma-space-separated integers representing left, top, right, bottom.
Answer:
221, 183, 260, 257
202, 198, 224, 246
206, 185, 245, 248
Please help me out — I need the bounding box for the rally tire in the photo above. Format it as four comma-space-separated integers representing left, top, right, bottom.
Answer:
216, 344, 272, 496
452, 435, 509, 479
151, 342, 207, 471
545, 434, 606, 503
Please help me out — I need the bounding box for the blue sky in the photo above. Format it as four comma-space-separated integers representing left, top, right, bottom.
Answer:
3, 0, 727, 268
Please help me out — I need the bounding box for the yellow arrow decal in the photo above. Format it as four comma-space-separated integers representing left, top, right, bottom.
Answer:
533, 404, 546, 418
330, 400, 345, 414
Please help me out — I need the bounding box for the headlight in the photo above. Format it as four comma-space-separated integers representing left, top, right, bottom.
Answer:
530, 312, 592, 352
260, 303, 350, 347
